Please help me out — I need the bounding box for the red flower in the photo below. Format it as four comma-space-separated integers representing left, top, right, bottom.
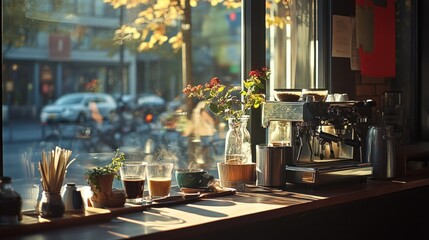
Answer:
193, 85, 202, 91
209, 77, 220, 87
249, 70, 259, 78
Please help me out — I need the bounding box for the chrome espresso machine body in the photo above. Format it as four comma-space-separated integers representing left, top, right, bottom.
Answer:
262, 100, 375, 185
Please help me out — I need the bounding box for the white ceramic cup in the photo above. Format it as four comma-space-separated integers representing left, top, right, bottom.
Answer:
326, 94, 335, 102
338, 93, 349, 102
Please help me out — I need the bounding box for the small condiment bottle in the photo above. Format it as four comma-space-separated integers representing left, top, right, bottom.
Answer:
62, 183, 83, 212
0, 176, 23, 224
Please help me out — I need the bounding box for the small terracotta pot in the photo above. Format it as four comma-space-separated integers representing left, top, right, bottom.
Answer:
89, 174, 114, 208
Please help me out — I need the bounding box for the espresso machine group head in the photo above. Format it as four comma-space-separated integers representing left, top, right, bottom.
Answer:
262, 99, 375, 185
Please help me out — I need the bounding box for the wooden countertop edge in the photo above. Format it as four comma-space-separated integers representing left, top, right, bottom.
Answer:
129, 177, 429, 240
4, 177, 428, 240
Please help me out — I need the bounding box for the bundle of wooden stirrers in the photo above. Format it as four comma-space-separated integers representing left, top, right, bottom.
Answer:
38, 146, 72, 194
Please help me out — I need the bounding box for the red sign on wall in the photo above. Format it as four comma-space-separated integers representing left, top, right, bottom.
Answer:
356, 0, 396, 77
49, 34, 71, 59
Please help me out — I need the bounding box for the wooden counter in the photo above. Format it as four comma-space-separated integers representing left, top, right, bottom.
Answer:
4, 175, 429, 240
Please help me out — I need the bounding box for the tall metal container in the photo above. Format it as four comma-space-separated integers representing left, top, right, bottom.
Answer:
256, 145, 292, 188
365, 125, 396, 179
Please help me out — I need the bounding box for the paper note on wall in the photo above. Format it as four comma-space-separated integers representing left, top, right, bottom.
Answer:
356, 0, 396, 77
332, 15, 351, 58
355, 5, 374, 52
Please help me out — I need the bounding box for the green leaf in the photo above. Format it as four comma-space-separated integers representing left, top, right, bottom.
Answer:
85, 148, 126, 188
217, 85, 225, 93
244, 81, 254, 89
209, 103, 221, 114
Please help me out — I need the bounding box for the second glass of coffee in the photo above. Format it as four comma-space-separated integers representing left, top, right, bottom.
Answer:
120, 162, 147, 203
146, 162, 174, 200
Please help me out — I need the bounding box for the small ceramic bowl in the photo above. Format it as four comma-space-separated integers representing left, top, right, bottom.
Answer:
301, 89, 328, 102
273, 89, 302, 102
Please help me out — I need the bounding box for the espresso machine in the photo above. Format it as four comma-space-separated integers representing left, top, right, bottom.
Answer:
261, 99, 376, 185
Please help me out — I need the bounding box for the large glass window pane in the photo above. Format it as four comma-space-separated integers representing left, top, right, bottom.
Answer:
2, 0, 322, 210
2, 0, 242, 210
266, 0, 320, 99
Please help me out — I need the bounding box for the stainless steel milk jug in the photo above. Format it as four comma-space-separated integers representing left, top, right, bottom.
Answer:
365, 125, 396, 179
256, 145, 292, 187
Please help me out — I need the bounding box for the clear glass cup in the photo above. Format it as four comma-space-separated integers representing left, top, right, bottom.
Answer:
269, 121, 291, 146
120, 161, 147, 203
146, 162, 174, 200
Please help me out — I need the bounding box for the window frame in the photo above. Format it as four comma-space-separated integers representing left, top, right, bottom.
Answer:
242, 0, 267, 160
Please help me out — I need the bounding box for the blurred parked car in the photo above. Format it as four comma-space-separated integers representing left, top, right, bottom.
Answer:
136, 94, 167, 123
40, 92, 117, 124
112, 94, 138, 113
119, 95, 138, 112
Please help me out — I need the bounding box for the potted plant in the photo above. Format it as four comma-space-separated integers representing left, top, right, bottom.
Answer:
84, 149, 126, 208
183, 67, 270, 164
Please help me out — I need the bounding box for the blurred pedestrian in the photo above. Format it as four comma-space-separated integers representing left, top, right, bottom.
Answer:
191, 101, 216, 143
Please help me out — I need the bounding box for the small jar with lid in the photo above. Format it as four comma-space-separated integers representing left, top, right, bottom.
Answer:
62, 183, 83, 212
269, 121, 291, 146
0, 176, 23, 224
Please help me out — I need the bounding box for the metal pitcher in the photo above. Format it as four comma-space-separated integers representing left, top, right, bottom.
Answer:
365, 125, 396, 179
256, 144, 292, 187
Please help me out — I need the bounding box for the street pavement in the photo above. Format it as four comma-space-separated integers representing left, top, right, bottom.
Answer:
3, 120, 45, 143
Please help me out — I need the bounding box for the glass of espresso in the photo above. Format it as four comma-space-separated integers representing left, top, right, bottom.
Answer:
120, 162, 147, 203
146, 162, 174, 200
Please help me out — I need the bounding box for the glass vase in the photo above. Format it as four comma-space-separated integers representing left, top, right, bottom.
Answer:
242, 115, 252, 163
39, 191, 65, 218
224, 115, 252, 164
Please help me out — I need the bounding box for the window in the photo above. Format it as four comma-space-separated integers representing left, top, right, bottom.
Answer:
266, 0, 321, 96
2, 0, 322, 210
